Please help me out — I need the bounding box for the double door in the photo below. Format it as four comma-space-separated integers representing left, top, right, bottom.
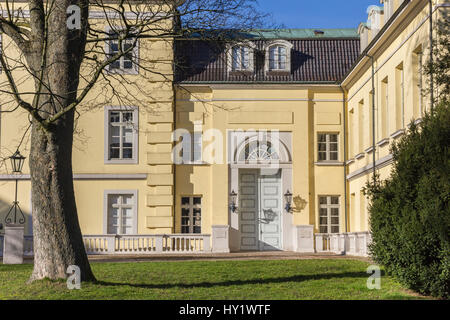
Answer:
239, 169, 282, 251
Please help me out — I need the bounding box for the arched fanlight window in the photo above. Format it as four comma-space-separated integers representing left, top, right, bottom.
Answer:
238, 140, 280, 162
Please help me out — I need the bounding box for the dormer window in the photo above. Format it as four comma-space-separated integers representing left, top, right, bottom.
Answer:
232, 46, 250, 71
269, 46, 287, 70
367, 6, 383, 34
228, 43, 255, 73
265, 40, 293, 73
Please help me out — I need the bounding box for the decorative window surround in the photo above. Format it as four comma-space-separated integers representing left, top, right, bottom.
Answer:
355, 152, 365, 160
314, 161, 344, 167
317, 133, 339, 162
413, 118, 423, 126
104, 106, 139, 164
346, 158, 355, 165
103, 190, 138, 235
105, 28, 139, 75
377, 138, 390, 147
390, 128, 405, 139
364, 146, 374, 154
347, 154, 394, 181
227, 42, 256, 73
264, 40, 293, 73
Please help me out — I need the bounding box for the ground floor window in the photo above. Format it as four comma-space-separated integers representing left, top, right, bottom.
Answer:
106, 192, 137, 234
319, 196, 340, 233
181, 196, 202, 234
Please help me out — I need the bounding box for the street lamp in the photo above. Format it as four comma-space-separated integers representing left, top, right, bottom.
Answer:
5, 150, 26, 225
284, 190, 293, 213
229, 190, 238, 213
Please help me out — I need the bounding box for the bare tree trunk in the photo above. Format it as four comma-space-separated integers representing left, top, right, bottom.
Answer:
29, 110, 95, 282
26, 0, 94, 282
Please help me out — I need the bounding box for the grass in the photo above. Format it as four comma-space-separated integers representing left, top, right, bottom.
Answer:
0, 259, 427, 300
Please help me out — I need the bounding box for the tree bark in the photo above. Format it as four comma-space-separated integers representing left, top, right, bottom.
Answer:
29, 114, 95, 282
26, 0, 95, 282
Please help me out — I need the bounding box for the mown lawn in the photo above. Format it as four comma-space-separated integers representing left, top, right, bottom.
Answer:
0, 259, 426, 300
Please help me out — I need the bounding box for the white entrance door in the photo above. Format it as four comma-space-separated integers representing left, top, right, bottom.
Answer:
239, 169, 282, 251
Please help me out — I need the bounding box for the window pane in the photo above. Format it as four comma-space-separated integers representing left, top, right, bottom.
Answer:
181, 197, 190, 205
319, 208, 327, 216
181, 226, 189, 233
123, 112, 133, 122
331, 197, 339, 204
318, 143, 327, 151
318, 134, 327, 142
181, 208, 190, 217
110, 148, 120, 159
319, 226, 328, 233
193, 197, 202, 205
330, 134, 338, 142
122, 148, 133, 159
330, 143, 338, 152
193, 226, 201, 234
319, 217, 328, 225
331, 217, 339, 225
110, 112, 120, 123
318, 152, 327, 161
331, 226, 339, 234
330, 152, 338, 161
319, 197, 327, 205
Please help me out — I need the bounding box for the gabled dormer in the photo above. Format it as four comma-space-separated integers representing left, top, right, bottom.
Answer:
367, 5, 384, 36
358, 22, 369, 53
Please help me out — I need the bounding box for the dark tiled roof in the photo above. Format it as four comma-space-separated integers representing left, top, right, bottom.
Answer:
175, 38, 360, 84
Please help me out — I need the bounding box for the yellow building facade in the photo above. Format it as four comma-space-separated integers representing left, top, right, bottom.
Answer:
0, 0, 447, 255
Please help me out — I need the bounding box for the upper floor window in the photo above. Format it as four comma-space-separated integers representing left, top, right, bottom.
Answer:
228, 43, 255, 72
318, 133, 339, 161
106, 30, 139, 74
105, 107, 139, 164
265, 40, 293, 73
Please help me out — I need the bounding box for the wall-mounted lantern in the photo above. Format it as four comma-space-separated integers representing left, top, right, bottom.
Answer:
284, 190, 293, 213
229, 190, 238, 213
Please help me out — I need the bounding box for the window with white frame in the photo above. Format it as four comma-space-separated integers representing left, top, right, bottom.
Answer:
319, 196, 340, 233
269, 46, 287, 70
181, 196, 202, 234
105, 107, 138, 163
266, 40, 293, 72
106, 192, 137, 235
181, 132, 202, 163
318, 133, 339, 161
231, 46, 251, 71
106, 30, 139, 74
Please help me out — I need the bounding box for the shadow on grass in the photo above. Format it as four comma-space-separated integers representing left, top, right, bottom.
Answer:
95, 271, 383, 290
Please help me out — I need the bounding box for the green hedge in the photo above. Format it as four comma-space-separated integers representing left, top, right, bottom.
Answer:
365, 102, 450, 298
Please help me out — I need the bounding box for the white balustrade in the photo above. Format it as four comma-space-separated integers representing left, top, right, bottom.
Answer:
314, 231, 371, 257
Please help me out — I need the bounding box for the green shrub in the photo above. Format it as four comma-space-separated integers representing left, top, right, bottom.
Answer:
365, 101, 450, 298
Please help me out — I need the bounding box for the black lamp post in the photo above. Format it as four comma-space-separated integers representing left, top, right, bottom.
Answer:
284, 190, 293, 213
5, 150, 26, 225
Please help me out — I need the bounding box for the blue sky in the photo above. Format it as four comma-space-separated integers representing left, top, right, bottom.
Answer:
257, 0, 379, 29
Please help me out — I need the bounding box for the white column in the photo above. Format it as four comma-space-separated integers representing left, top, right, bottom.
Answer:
295, 225, 314, 253
3, 225, 24, 264
212, 225, 230, 253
